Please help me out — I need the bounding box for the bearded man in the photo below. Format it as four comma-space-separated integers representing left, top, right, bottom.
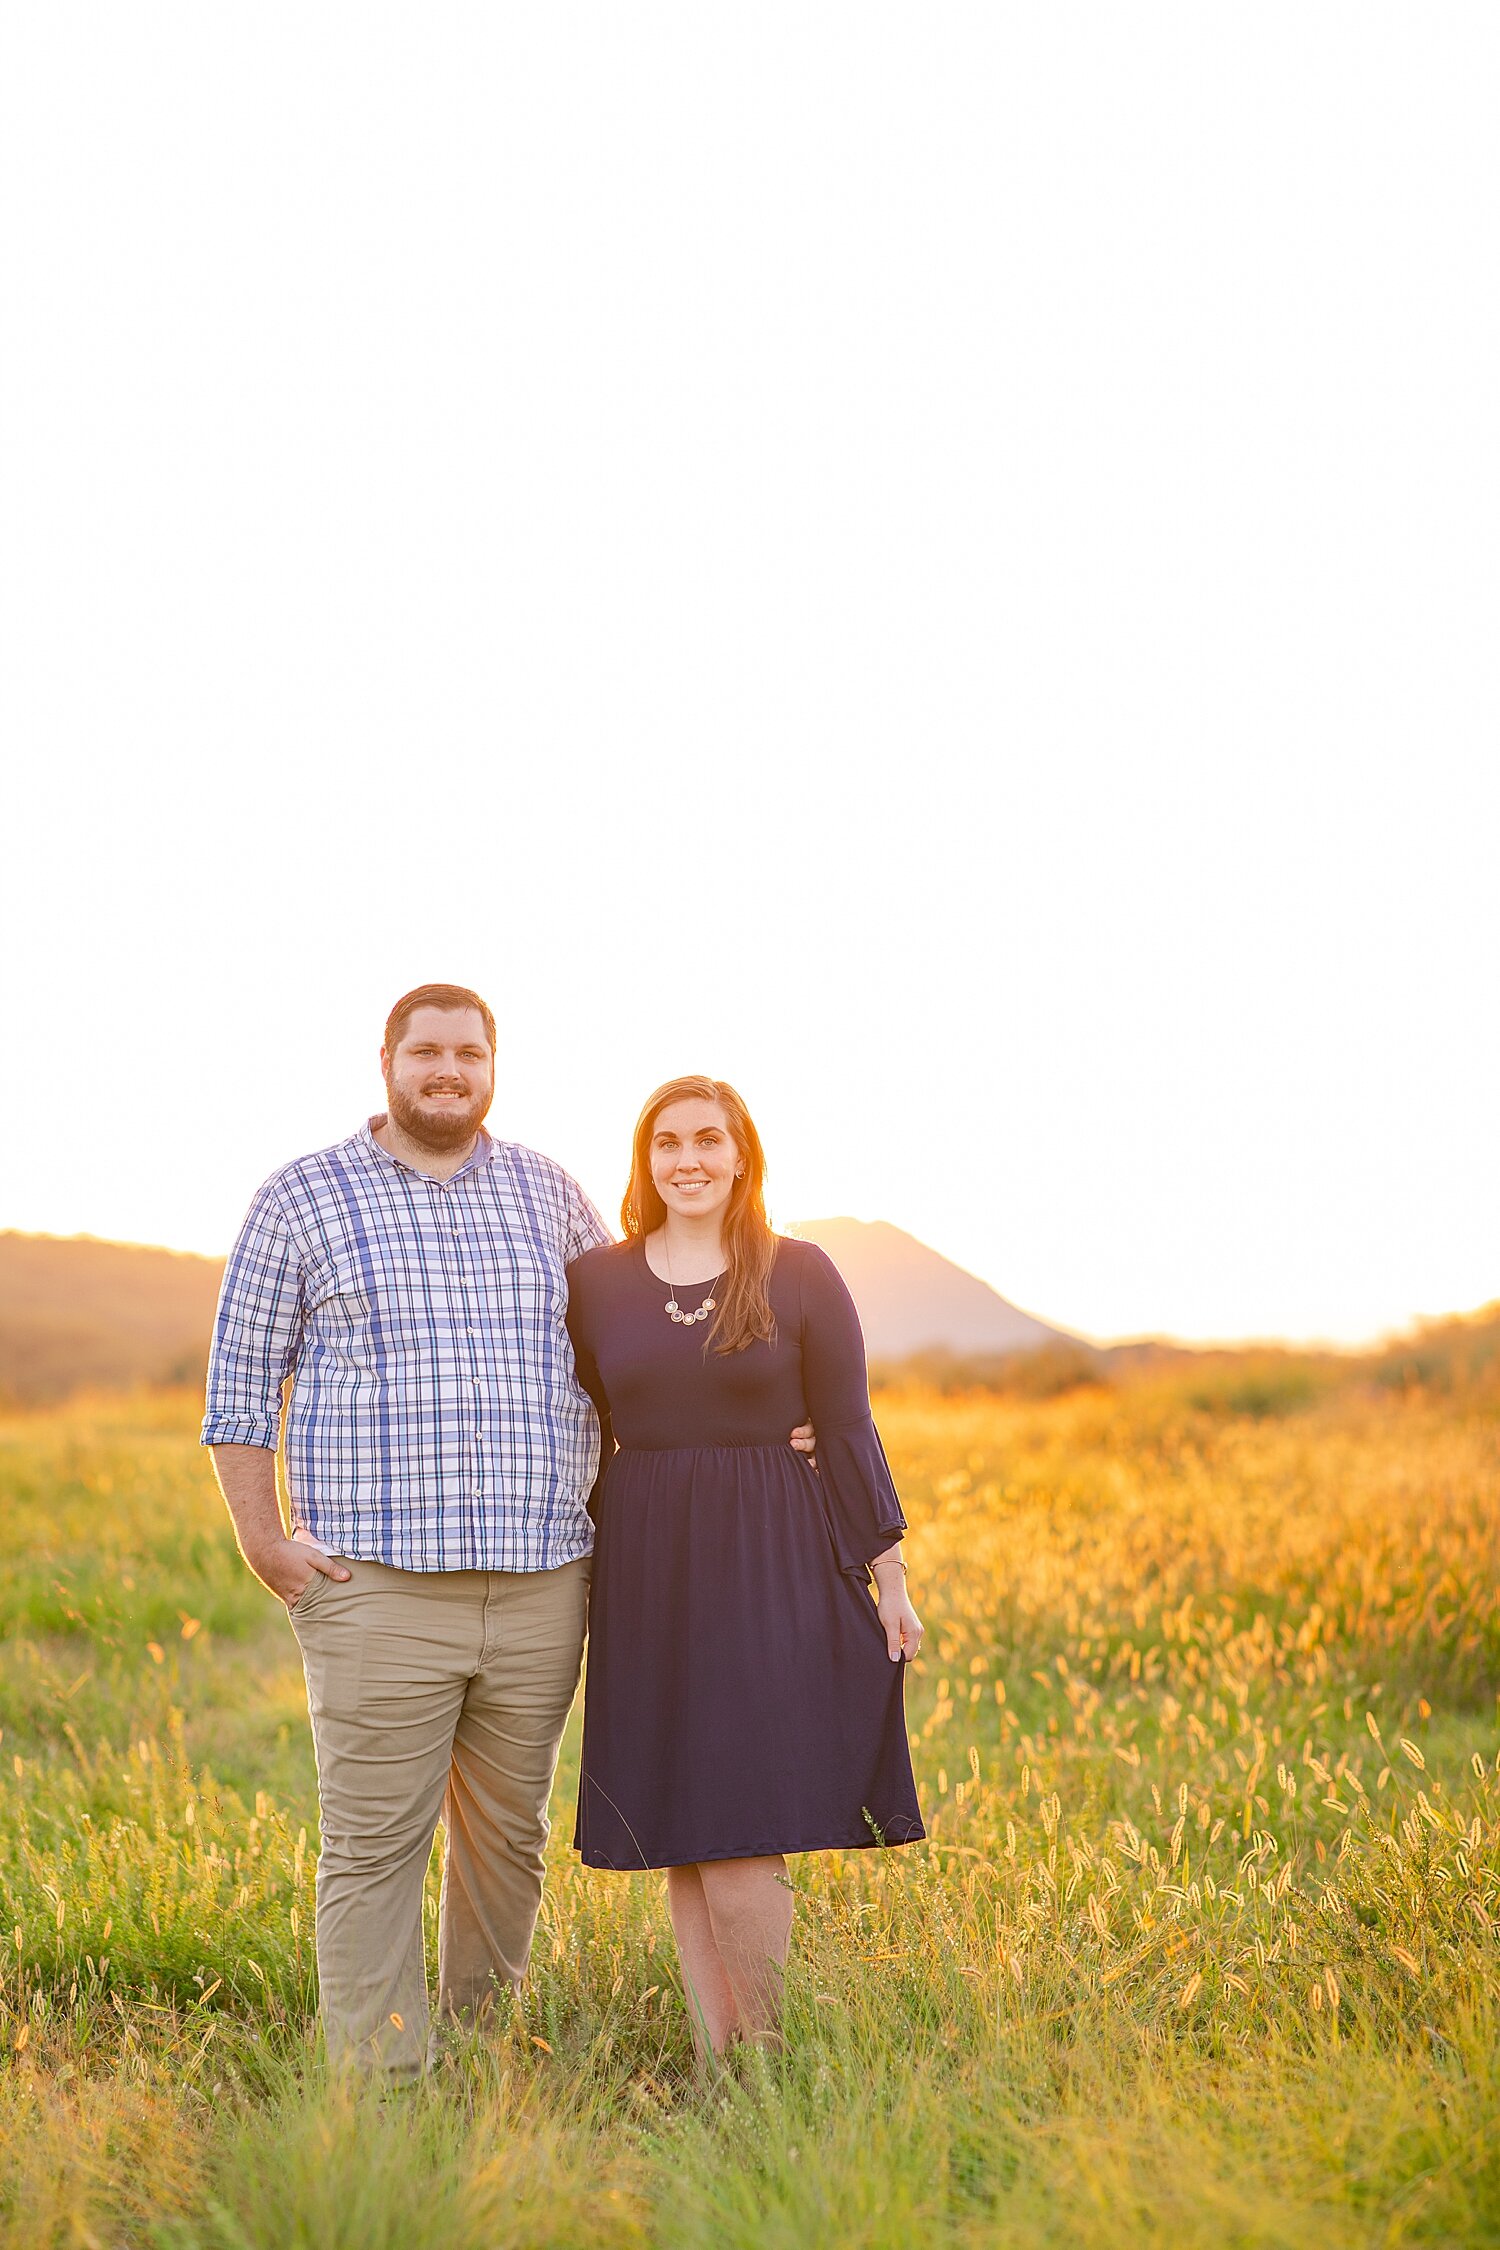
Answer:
203, 983, 616, 2079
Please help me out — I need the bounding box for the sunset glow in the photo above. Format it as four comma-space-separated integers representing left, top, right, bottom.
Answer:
3, 7, 1496, 1347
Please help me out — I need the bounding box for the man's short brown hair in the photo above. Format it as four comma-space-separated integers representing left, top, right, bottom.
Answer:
383, 984, 497, 1057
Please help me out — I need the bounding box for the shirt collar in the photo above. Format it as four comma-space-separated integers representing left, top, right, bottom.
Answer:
360, 1116, 498, 1185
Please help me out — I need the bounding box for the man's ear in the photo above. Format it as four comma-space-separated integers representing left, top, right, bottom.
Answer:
379, 1047, 389, 1075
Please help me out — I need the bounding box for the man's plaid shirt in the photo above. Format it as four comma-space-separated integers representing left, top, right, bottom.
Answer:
201, 1119, 612, 1571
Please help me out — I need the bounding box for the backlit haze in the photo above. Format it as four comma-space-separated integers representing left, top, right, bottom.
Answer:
3, 7, 1497, 1348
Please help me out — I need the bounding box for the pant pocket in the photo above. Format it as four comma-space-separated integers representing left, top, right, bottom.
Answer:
289, 1561, 333, 1619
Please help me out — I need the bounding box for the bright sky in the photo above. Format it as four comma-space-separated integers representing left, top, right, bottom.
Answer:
3, 7, 1496, 1348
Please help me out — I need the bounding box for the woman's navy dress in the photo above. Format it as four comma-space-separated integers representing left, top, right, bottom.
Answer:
565, 1235, 925, 1869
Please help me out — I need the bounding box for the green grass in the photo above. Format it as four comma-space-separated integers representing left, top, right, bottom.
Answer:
2, 1381, 1498, 2245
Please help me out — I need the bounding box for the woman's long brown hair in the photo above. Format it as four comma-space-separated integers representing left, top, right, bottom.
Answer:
621, 1076, 777, 1354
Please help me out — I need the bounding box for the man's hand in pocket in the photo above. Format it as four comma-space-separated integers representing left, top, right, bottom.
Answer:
249, 1528, 351, 1608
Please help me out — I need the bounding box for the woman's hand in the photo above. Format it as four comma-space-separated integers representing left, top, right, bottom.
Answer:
872, 1558, 923, 1662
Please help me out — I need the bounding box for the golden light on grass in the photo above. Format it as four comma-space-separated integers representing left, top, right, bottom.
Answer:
2, 1355, 1499, 2240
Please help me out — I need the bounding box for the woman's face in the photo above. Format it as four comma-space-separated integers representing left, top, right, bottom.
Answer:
649, 1098, 742, 1227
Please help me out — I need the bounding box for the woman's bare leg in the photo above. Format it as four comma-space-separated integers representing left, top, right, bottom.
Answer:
666, 1863, 739, 2065
696, 1855, 793, 2049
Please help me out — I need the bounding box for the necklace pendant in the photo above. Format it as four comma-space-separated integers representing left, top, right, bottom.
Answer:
663, 1278, 719, 1325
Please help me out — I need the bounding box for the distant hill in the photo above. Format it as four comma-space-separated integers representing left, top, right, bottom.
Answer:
789, 1218, 1076, 1360
3, 1228, 1493, 1413
0, 1233, 224, 1403
0, 1220, 1076, 1407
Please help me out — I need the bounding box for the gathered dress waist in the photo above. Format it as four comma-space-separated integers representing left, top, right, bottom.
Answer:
614, 1439, 809, 1456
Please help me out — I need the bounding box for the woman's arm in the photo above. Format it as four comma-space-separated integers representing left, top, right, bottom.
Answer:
565, 1259, 616, 1516
871, 1546, 924, 1663
798, 1243, 924, 1657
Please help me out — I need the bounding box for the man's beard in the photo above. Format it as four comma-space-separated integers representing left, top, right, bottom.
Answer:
385, 1073, 494, 1152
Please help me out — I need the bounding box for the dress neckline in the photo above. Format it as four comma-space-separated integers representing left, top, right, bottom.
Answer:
635, 1237, 725, 1291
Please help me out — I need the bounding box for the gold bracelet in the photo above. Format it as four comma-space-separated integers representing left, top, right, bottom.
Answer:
872, 1556, 908, 1574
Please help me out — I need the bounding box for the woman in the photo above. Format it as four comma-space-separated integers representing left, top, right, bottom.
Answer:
566, 1075, 924, 2065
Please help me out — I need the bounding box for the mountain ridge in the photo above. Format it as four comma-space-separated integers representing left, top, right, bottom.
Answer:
788, 1217, 1076, 1360
0, 1220, 1073, 1405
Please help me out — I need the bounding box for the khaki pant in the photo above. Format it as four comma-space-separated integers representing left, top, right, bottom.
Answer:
288, 1553, 589, 2082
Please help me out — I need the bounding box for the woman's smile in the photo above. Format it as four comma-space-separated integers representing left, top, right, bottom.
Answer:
649, 1098, 743, 1225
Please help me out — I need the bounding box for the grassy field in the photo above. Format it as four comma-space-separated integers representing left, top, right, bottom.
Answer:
2, 1355, 1499, 2247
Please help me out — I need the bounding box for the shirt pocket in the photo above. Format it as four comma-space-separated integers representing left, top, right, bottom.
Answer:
477, 1233, 569, 1330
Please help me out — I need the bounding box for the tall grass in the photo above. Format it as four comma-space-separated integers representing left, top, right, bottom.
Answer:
2, 1378, 1498, 2245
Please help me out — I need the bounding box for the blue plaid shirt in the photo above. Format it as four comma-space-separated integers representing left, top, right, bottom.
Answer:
201, 1119, 613, 1571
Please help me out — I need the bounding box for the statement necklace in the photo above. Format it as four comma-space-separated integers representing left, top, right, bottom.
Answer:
662, 1241, 723, 1326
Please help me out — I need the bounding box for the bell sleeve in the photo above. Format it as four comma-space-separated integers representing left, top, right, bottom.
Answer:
796, 1241, 908, 1580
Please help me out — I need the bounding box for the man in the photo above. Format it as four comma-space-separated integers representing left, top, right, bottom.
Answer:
203, 984, 809, 2082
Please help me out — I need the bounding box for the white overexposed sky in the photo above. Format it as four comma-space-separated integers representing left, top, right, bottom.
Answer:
2, 6, 1496, 1347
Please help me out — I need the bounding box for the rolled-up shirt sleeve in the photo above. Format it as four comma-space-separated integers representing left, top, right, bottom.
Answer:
200, 1181, 304, 1451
